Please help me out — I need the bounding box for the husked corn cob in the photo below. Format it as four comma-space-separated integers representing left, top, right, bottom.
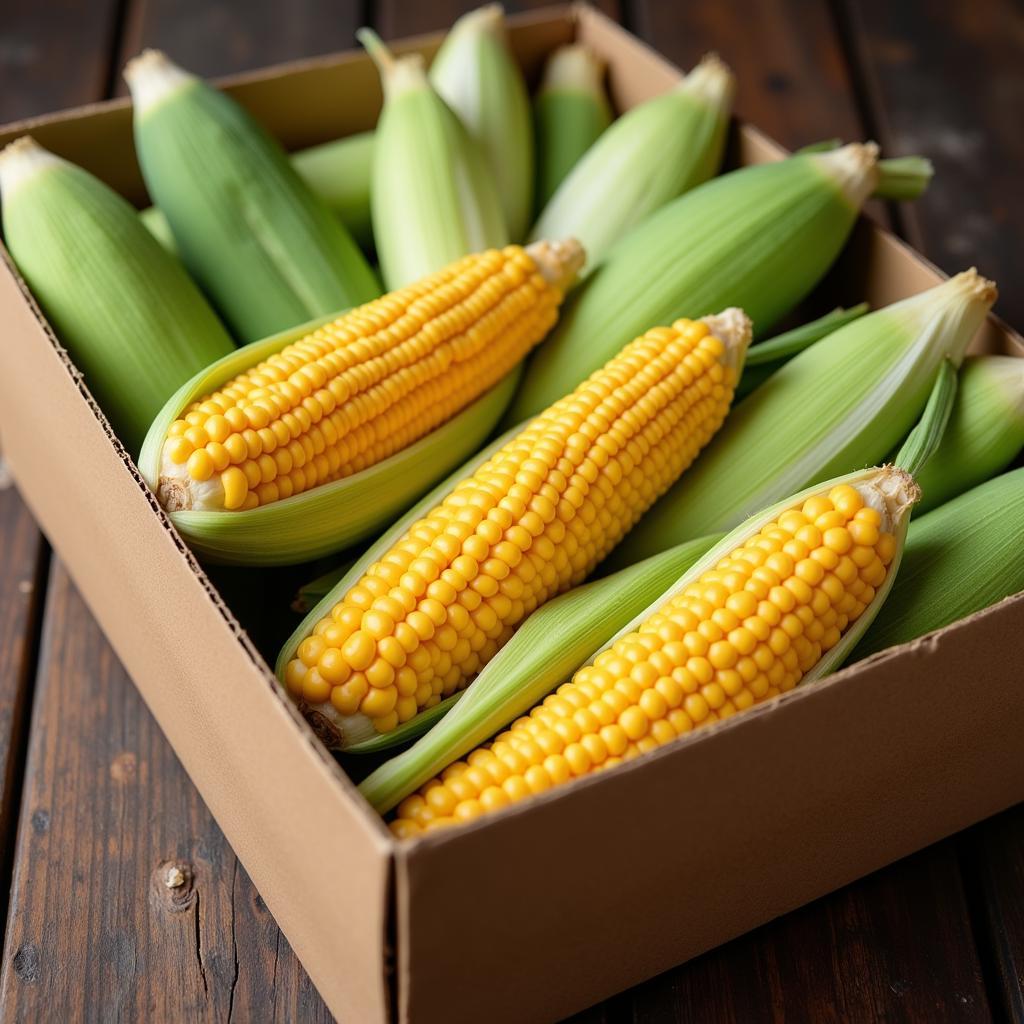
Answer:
855, 467, 1024, 659
153, 241, 582, 513
512, 142, 932, 421
913, 356, 1024, 513
392, 466, 919, 836
529, 53, 734, 273
125, 50, 380, 342
281, 309, 752, 747
430, 4, 534, 241
360, 29, 508, 290
533, 45, 612, 211
610, 270, 996, 568
0, 137, 235, 452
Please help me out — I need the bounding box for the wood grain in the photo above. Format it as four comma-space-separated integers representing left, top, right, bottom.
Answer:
840, 0, 1024, 326
0, 473, 47, 928
0, 0, 121, 122
374, 0, 622, 40
116, 0, 364, 84
629, 0, 862, 150
0, 564, 332, 1022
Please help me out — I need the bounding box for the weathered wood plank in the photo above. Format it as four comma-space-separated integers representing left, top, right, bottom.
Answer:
628, 843, 989, 1022
116, 0, 363, 82
0, 564, 332, 1021
629, 0, 863, 150
374, 0, 621, 40
0, 0, 121, 123
842, 0, 1024, 326
0, 470, 47, 927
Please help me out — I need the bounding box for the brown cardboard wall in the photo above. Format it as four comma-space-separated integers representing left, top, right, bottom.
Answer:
0, 258, 395, 1021
397, 594, 1024, 1024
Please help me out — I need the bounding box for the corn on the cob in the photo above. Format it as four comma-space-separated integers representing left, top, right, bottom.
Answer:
278, 309, 752, 747
913, 356, 1024, 513
430, 4, 533, 241
532, 44, 612, 213
148, 241, 579, 514
139, 242, 581, 564
512, 142, 932, 421
140, 131, 376, 257
0, 137, 234, 453
736, 303, 869, 400
125, 50, 380, 343
528, 53, 734, 275
359, 29, 508, 290
359, 533, 722, 811
609, 270, 996, 569
855, 467, 1024, 659
390, 465, 919, 835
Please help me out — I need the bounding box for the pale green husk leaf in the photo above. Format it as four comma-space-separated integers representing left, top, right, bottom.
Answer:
359, 29, 508, 290
854, 466, 1024, 659
0, 138, 234, 453
127, 50, 379, 343
430, 4, 534, 241
610, 270, 995, 568
528, 53, 734, 274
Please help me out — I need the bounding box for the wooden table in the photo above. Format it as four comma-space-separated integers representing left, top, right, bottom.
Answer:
1, 1, 1021, 1020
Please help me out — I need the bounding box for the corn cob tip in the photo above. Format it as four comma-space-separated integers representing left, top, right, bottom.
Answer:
539, 44, 606, 94
948, 267, 998, 305
679, 52, 736, 106
525, 238, 586, 291
302, 704, 377, 751
0, 136, 61, 197
859, 465, 920, 530
700, 307, 753, 372
123, 49, 194, 113
357, 27, 427, 97
813, 141, 881, 208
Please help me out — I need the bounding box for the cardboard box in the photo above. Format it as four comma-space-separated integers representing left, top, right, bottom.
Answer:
1, 6, 1021, 1022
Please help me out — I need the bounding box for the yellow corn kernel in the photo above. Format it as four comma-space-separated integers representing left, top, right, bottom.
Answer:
391, 479, 898, 836
285, 310, 751, 745
157, 242, 581, 513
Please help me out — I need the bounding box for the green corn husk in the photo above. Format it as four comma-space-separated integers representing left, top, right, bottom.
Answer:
511, 142, 933, 421
528, 52, 734, 275
736, 303, 869, 399
138, 324, 521, 566
359, 29, 508, 290
608, 270, 996, 569
0, 137, 234, 453
913, 355, 1024, 513
429, 4, 533, 241
854, 467, 1024, 659
140, 131, 376, 257
290, 130, 375, 249
358, 533, 721, 810
125, 50, 379, 343
532, 44, 612, 213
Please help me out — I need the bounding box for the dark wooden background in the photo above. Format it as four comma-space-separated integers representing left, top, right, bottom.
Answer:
1, 0, 1022, 1020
